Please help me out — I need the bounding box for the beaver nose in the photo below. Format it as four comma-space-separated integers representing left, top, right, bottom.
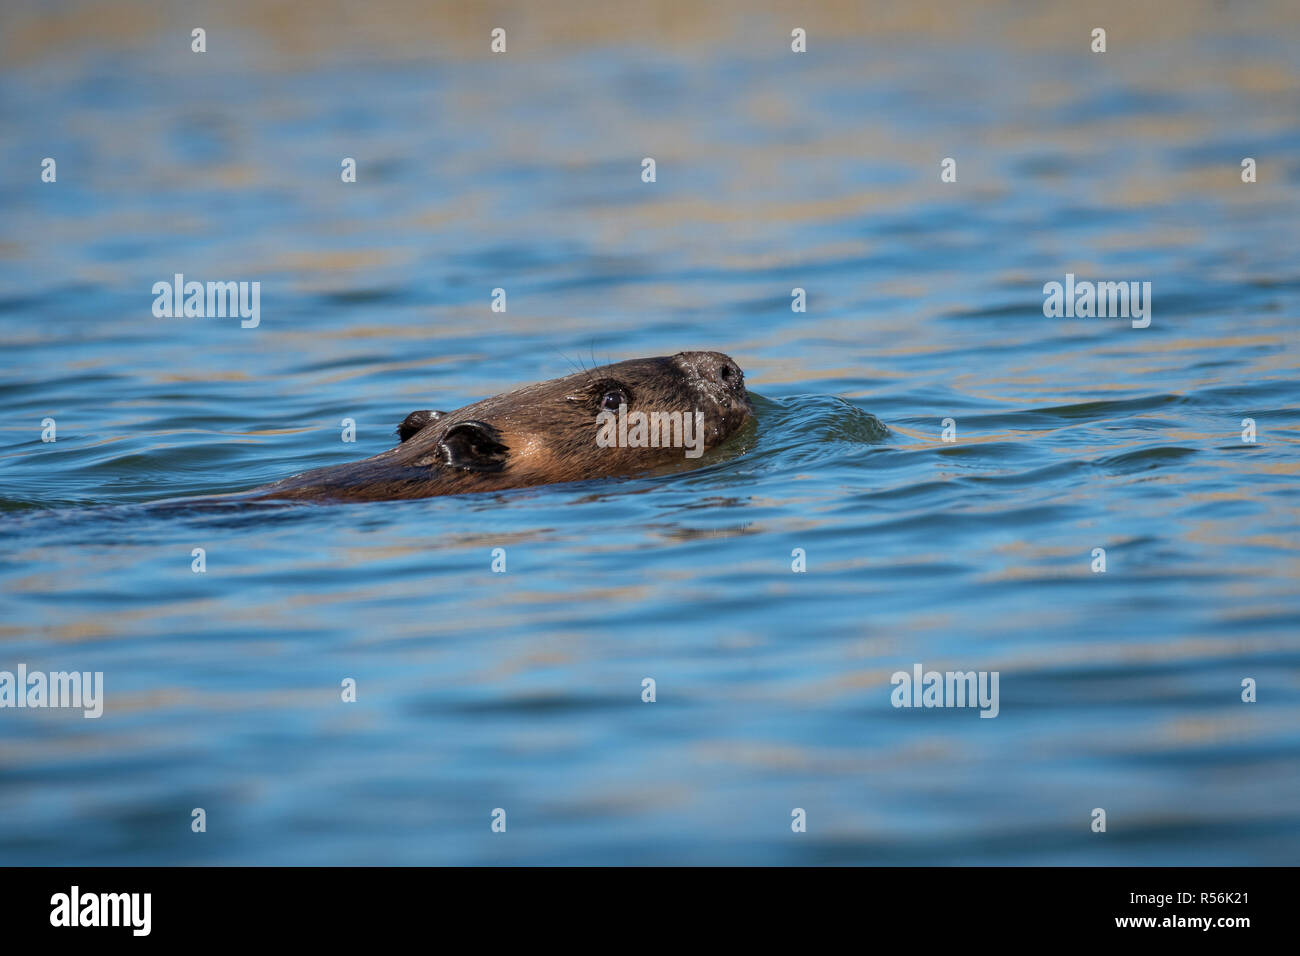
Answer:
674, 351, 746, 395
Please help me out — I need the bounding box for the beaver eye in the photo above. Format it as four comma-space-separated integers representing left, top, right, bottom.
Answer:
599, 388, 629, 411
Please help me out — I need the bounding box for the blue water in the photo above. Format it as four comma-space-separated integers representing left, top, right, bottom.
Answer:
1, 16, 1299, 864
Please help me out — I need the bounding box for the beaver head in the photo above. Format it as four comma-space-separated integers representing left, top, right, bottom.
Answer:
256, 351, 753, 501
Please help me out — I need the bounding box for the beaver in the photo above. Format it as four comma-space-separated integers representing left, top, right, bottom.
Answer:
251, 351, 753, 502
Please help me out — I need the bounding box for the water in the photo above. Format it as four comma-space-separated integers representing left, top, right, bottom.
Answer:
1, 4, 1298, 864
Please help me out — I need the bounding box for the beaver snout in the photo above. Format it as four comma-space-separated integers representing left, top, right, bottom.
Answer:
670, 350, 752, 445
672, 350, 749, 407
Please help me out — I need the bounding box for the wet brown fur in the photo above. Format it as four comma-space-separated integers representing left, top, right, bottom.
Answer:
252, 351, 753, 502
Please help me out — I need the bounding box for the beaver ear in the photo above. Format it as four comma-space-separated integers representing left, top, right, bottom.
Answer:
396, 409, 445, 443
438, 421, 508, 472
